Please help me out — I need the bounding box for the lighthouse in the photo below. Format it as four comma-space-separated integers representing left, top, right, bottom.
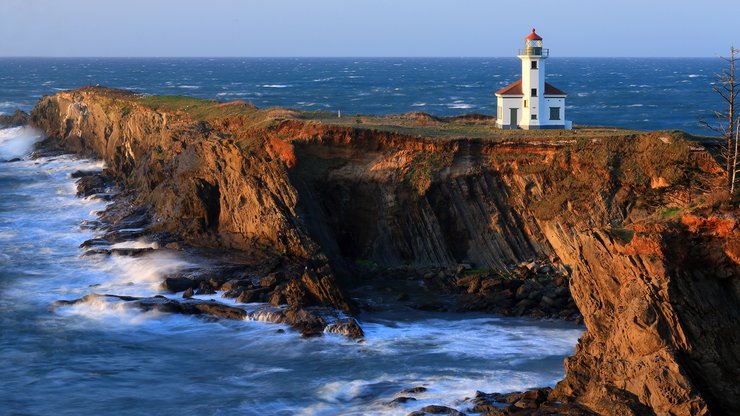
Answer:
495, 28, 571, 129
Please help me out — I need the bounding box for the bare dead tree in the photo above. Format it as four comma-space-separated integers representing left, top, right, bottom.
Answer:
701, 47, 739, 193
732, 121, 739, 194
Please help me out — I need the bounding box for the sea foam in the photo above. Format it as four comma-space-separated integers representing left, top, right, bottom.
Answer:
0, 126, 44, 160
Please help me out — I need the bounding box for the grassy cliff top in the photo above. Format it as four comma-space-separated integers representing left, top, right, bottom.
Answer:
76, 86, 714, 144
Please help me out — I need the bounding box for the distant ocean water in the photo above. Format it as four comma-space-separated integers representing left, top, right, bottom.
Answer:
0, 57, 725, 135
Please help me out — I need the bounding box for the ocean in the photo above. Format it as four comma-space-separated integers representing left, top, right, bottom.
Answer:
0, 58, 720, 415
0, 57, 726, 135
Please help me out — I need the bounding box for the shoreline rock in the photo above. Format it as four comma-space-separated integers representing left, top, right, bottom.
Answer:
52, 293, 359, 339
0, 109, 29, 128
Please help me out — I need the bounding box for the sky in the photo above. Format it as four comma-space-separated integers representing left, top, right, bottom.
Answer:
1, 0, 738, 58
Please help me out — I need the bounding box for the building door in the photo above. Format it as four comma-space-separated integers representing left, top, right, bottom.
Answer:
509, 108, 518, 127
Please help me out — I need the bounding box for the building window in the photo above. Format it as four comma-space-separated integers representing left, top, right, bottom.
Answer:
531, 114, 537, 120
524, 100, 528, 108
531, 88, 537, 97
550, 107, 561, 120
531, 61, 538, 69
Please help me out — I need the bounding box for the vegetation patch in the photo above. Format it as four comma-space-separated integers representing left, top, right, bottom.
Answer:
354, 259, 380, 269
608, 226, 635, 245
136, 95, 258, 120
404, 151, 451, 195
660, 207, 682, 220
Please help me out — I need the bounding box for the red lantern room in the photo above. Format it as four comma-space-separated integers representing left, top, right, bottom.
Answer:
522, 28, 547, 57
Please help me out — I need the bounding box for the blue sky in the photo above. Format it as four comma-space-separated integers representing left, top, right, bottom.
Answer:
1, 0, 737, 57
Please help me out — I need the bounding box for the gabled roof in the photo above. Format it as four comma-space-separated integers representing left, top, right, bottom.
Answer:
525, 28, 543, 41
545, 83, 567, 96
495, 80, 524, 96
495, 79, 567, 96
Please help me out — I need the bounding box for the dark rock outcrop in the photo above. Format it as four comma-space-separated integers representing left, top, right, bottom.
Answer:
470, 389, 594, 415
408, 405, 466, 416
0, 109, 29, 127
324, 317, 364, 339
52, 293, 248, 321
53, 293, 352, 338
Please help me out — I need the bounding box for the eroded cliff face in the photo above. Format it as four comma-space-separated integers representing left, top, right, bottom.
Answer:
30, 89, 353, 312
547, 224, 739, 415
31, 88, 739, 415
280, 120, 740, 415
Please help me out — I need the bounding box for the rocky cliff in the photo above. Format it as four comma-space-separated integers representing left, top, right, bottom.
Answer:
31, 87, 739, 415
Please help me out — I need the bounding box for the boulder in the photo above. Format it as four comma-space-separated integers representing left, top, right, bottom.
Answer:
415, 405, 465, 415
389, 397, 417, 406
259, 272, 283, 288
76, 174, 110, 197
220, 278, 251, 292
236, 288, 268, 303
400, 387, 427, 395
283, 307, 326, 338
195, 280, 216, 295
161, 276, 199, 292
324, 318, 364, 339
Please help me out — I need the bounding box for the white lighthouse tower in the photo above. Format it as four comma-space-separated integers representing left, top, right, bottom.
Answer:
495, 28, 571, 129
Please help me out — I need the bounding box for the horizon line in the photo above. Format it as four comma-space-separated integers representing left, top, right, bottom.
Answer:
0, 55, 724, 60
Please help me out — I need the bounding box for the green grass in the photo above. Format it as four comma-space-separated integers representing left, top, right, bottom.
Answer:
136, 95, 258, 120
608, 227, 635, 245
404, 151, 451, 194
660, 207, 682, 219
300, 111, 644, 143
354, 259, 380, 269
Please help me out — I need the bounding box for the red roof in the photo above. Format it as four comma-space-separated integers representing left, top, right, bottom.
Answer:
544, 83, 567, 95
525, 28, 542, 41
496, 80, 523, 95
495, 79, 567, 96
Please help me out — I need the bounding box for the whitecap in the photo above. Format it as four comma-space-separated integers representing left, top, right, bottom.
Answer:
177, 85, 201, 89
411, 102, 427, 107
448, 103, 474, 109
261, 84, 290, 88
0, 230, 19, 240
216, 92, 253, 97
628, 104, 644, 107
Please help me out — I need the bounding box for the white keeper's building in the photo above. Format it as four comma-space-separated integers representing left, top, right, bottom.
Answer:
495, 29, 572, 129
